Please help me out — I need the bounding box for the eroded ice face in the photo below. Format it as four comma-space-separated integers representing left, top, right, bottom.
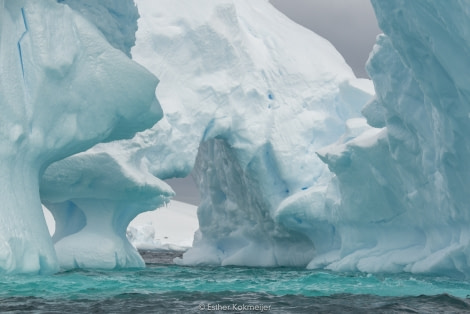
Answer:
313, 0, 470, 277
0, 0, 161, 274
129, 0, 470, 278
128, 0, 372, 268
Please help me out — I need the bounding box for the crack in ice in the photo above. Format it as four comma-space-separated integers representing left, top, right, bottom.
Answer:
17, 7, 28, 79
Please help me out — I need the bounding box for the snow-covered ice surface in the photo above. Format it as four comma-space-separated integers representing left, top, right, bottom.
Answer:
0, 0, 160, 274
130, 0, 373, 267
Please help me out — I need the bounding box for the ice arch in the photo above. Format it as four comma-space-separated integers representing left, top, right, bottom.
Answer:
34, 0, 168, 271
41, 150, 173, 269
31, 0, 470, 278
36, 0, 372, 270
0, 0, 161, 274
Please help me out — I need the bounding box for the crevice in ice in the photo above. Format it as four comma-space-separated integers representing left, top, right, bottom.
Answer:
17, 7, 28, 79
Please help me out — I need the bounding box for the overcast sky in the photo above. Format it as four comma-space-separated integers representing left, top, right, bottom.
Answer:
270, 0, 381, 78
167, 0, 382, 205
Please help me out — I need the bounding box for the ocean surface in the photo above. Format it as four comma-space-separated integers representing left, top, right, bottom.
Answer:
1, 251, 470, 313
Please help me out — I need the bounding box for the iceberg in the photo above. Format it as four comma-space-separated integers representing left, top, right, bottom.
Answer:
40, 148, 173, 269
129, 0, 470, 276
35, 0, 376, 271
35, 0, 170, 270
312, 0, 470, 277
5, 0, 466, 276
130, 0, 373, 267
0, 0, 161, 273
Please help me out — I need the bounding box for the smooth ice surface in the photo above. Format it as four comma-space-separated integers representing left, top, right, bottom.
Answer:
312, 0, 470, 278
57, 0, 139, 57
130, 0, 373, 267
0, 0, 161, 274
41, 148, 173, 269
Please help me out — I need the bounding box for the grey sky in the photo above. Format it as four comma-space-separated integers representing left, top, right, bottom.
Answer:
167, 0, 382, 204
270, 0, 381, 78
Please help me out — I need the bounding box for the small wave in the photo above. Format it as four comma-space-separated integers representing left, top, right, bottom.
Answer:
1, 292, 470, 313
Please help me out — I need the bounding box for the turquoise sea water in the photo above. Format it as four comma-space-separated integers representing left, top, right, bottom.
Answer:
1, 252, 470, 313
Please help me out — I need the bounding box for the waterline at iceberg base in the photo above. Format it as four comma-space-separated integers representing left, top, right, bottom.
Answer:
0, 0, 469, 286
2, 0, 470, 312
1, 264, 470, 313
